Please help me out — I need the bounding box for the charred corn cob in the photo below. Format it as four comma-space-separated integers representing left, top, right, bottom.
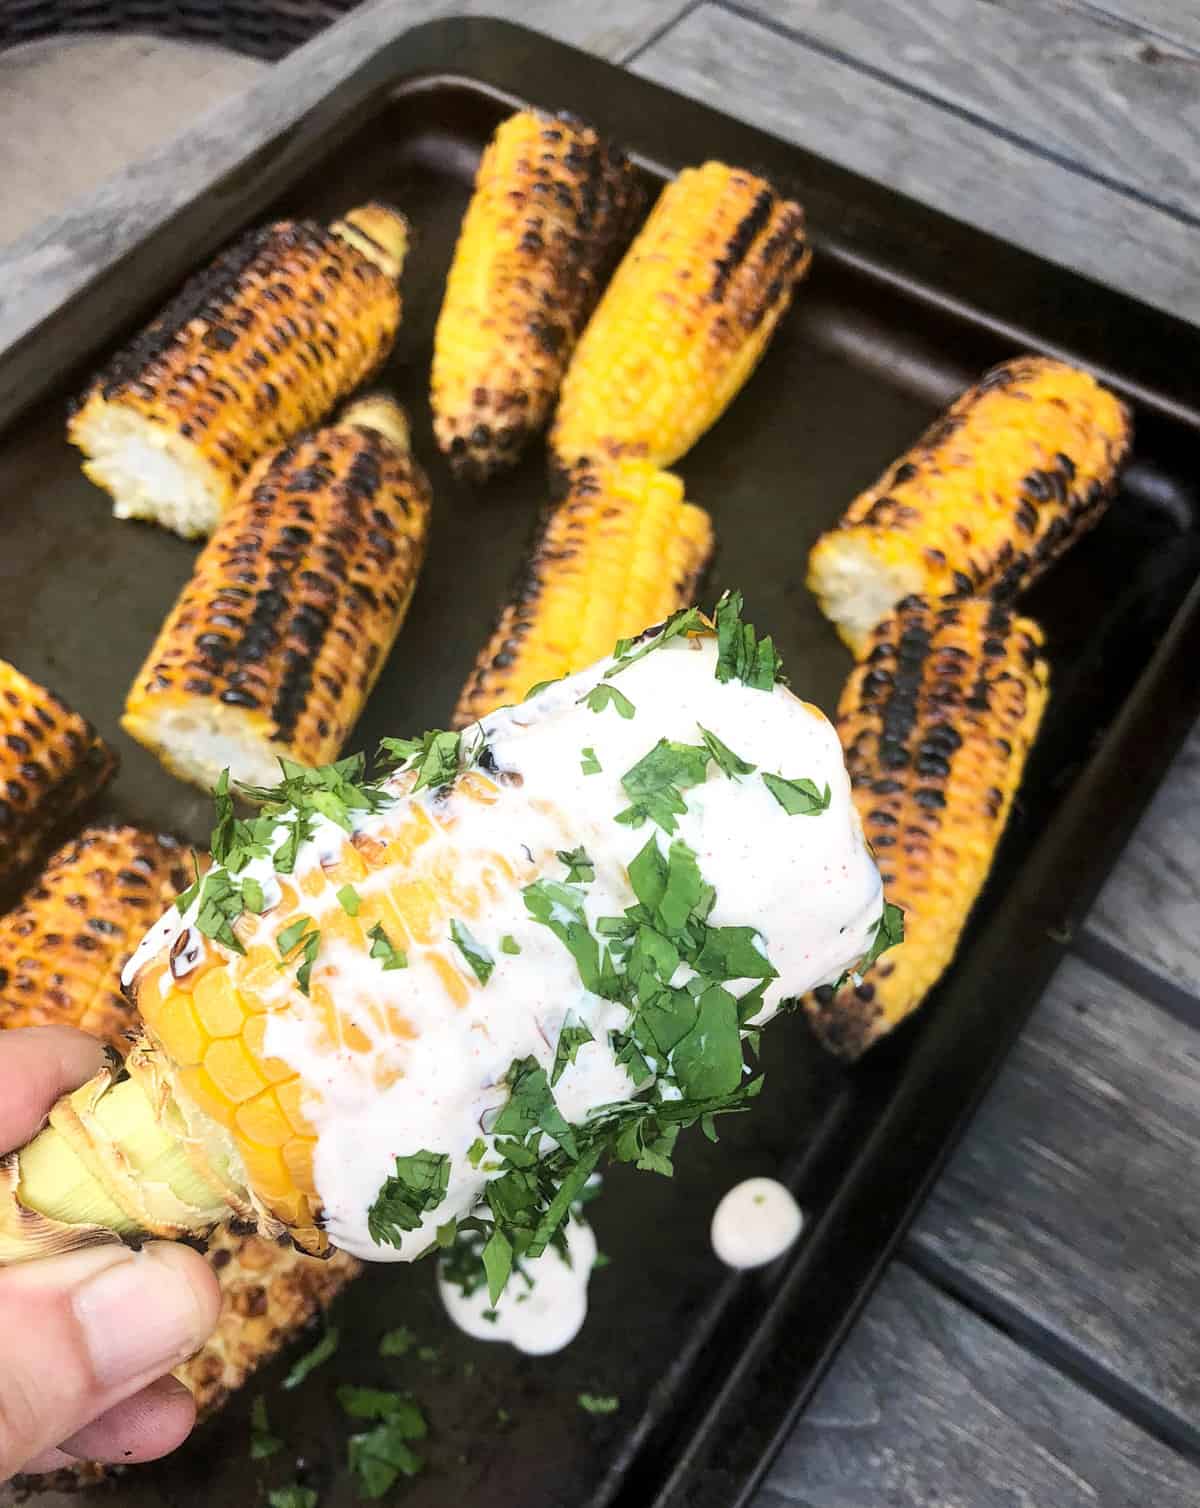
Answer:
0, 613, 892, 1274
807, 356, 1132, 656
122, 396, 432, 794
432, 110, 642, 482
68, 204, 408, 540
805, 596, 1049, 1059
0, 824, 358, 1480
550, 162, 810, 471
452, 458, 713, 727
0, 660, 116, 893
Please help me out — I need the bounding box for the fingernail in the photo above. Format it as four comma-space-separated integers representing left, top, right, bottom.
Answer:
73, 1247, 211, 1386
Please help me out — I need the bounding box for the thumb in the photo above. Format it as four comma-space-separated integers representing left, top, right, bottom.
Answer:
0, 1241, 220, 1481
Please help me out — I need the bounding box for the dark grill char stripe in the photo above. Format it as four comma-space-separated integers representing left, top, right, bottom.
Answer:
711, 186, 776, 302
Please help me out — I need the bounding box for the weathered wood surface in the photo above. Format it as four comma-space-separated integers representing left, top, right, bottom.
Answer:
734, 0, 1200, 218
1088, 0, 1200, 54
633, 3, 1200, 322
758, 1263, 1200, 1508
1088, 723, 1200, 1000
909, 955, 1200, 1427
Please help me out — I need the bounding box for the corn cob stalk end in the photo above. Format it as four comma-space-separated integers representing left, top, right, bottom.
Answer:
332, 202, 409, 279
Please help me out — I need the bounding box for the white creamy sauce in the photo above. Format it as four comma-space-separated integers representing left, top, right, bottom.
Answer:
437, 1216, 597, 1355
127, 636, 883, 1263
711, 1178, 804, 1269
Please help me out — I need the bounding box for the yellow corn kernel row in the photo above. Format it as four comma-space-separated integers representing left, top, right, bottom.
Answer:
807, 356, 1133, 655
432, 109, 641, 481
551, 160, 811, 472
122, 396, 432, 795
68, 204, 408, 539
805, 596, 1049, 1058
0, 658, 115, 893
452, 457, 714, 727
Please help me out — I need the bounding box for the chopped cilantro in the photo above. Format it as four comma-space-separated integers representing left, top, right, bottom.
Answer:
762, 772, 831, 815
282, 1325, 339, 1390
367, 921, 407, 972
671, 985, 743, 1098
694, 927, 778, 982
241, 876, 266, 915
500, 934, 521, 956
378, 728, 461, 793
581, 746, 602, 775
249, 1395, 282, 1460
481, 1226, 513, 1306
605, 605, 708, 678
524, 677, 564, 700
556, 846, 595, 884
862, 901, 905, 971
579, 683, 636, 718
578, 1393, 620, 1415
336, 884, 361, 916
378, 1326, 415, 1358
367, 1150, 450, 1249
337, 1386, 425, 1428
551, 1015, 595, 1086
713, 589, 784, 689
417, 1345, 439, 1363
697, 725, 756, 779
466, 1137, 487, 1168
347, 1400, 426, 1499
616, 739, 711, 833
450, 919, 494, 984
492, 1058, 577, 1158
267, 1488, 316, 1508
276, 916, 320, 996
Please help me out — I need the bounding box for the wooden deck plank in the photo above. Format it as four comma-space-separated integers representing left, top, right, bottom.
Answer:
909, 955, 1200, 1428
633, 3, 1200, 321
731, 0, 1200, 219
757, 1264, 1200, 1507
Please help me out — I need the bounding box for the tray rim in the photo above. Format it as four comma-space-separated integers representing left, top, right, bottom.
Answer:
3, 17, 1200, 1508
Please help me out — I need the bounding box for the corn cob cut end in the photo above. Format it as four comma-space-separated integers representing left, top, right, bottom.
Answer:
68, 395, 232, 540
121, 697, 284, 795
338, 393, 410, 449
332, 202, 409, 279
807, 533, 929, 657
804, 595, 1049, 1059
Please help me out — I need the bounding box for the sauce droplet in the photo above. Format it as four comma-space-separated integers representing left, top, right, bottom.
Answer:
710, 1178, 804, 1270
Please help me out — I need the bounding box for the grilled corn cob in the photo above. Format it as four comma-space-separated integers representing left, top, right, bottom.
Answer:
68, 204, 408, 540
432, 110, 641, 482
0, 823, 358, 1479
807, 356, 1132, 655
0, 659, 115, 893
550, 162, 810, 471
805, 595, 1049, 1059
122, 396, 432, 794
452, 458, 713, 726
0, 617, 890, 1272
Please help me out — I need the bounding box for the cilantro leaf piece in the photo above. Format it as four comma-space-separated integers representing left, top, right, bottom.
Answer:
762, 772, 832, 816
523, 879, 619, 1000
348, 1412, 425, 1499
378, 729, 461, 793
174, 852, 204, 915
241, 876, 266, 915
192, 869, 248, 955
659, 839, 705, 934
694, 926, 778, 982
697, 724, 756, 778
557, 846, 595, 884
524, 677, 564, 700
282, 1325, 339, 1390
337, 1387, 426, 1431
277, 917, 311, 956
450, 919, 494, 985
581, 746, 602, 775
378, 1326, 415, 1358
713, 589, 784, 690
276, 916, 320, 996
617, 739, 711, 833
606, 606, 708, 678
267, 1487, 316, 1508
627, 835, 667, 913
861, 901, 905, 971
367, 1151, 450, 1249
481, 1226, 513, 1305
336, 884, 361, 916
671, 985, 743, 1098
491, 1058, 578, 1158
578, 1393, 620, 1415
500, 934, 521, 956
551, 1016, 595, 1086
638, 987, 698, 1057
249, 1395, 282, 1460
579, 683, 636, 719
367, 921, 407, 971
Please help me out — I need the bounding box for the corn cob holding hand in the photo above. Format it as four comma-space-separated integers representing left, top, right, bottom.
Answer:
807, 356, 1132, 655
551, 162, 811, 472
122, 396, 432, 794
0, 824, 358, 1475
0, 659, 116, 893
432, 110, 642, 482
806, 596, 1049, 1058
0, 603, 894, 1295
69, 204, 408, 539
453, 457, 713, 727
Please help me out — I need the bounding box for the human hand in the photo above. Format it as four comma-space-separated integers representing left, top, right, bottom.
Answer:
0, 1027, 221, 1482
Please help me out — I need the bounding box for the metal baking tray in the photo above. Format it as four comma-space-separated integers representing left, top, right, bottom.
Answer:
3, 17, 1199, 1508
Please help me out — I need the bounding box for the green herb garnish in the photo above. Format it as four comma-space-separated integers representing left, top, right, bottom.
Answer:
378, 1326, 415, 1358
605, 605, 708, 679
615, 738, 711, 834
713, 589, 784, 689
762, 772, 831, 815
500, 934, 521, 955
698, 725, 756, 779
249, 1395, 282, 1460
346, 1394, 426, 1499
557, 846, 595, 884
378, 728, 462, 793
450, 919, 494, 984
581, 746, 602, 775
578, 1393, 620, 1415
336, 884, 361, 916
367, 1150, 450, 1249
276, 916, 320, 996
267, 1487, 316, 1508
551, 1015, 594, 1086
282, 1325, 339, 1390
579, 683, 636, 718
367, 921, 407, 971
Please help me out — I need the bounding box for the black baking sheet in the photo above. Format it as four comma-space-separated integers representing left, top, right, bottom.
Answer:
2, 18, 1199, 1508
